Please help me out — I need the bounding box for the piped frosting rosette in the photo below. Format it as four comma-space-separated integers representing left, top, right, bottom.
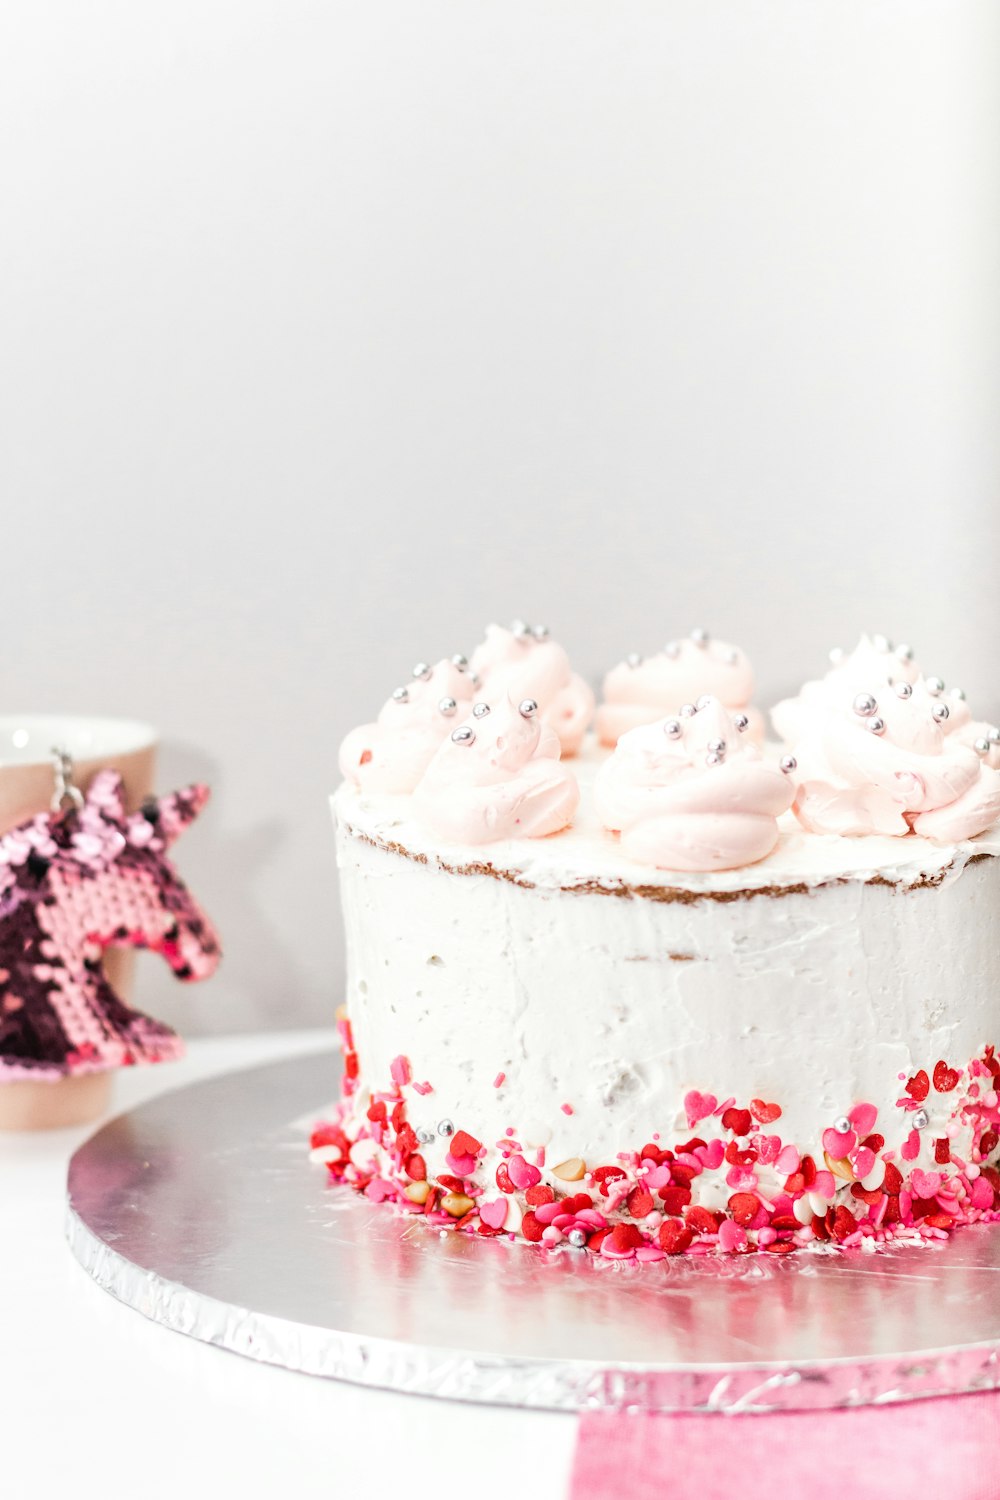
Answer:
338, 657, 477, 793
414, 694, 580, 843
596, 630, 761, 747
471, 621, 594, 756
789, 676, 1000, 842
772, 634, 922, 745
594, 696, 794, 871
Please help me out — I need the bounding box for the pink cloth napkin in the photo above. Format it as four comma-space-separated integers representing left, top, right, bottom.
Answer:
571, 1395, 1000, 1500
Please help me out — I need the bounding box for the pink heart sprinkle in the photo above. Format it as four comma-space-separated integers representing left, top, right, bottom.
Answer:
445, 1151, 477, 1177
901, 1130, 921, 1162
776, 1145, 800, 1175
478, 1197, 508, 1230
813, 1170, 836, 1199
849, 1101, 878, 1136
694, 1139, 725, 1171
755, 1134, 781, 1166
684, 1090, 718, 1126
507, 1154, 542, 1190
718, 1220, 747, 1253
644, 1164, 673, 1190
851, 1147, 876, 1179
971, 1177, 994, 1210
910, 1169, 942, 1199
822, 1127, 857, 1158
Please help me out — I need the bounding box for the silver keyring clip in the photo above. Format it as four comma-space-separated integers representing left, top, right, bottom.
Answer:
51, 746, 85, 814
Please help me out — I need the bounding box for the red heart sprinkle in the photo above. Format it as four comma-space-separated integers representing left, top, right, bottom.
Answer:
627, 1186, 654, 1219
525, 1183, 554, 1206
405, 1153, 426, 1181
980, 1130, 999, 1157
450, 1129, 482, 1157
934, 1138, 951, 1165
436, 1174, 466, 1193
883, 1161, 904, 1194
861, 1133, 885, 1153
658, 1185, 692, 1215
906, 1070, 930, 1102
520, 1212, 544, 1243
722, 1107, 752, 1136
658, 1219, 693, 1254
727, 1192, 759, 1227
800, 1154, 817, 1188
749, 1099, 782, 1124
685, 1205, 721, 1235
932, 1061, 959, 1093
924, 1213, 954, 1230
495, 1162, 514, 1194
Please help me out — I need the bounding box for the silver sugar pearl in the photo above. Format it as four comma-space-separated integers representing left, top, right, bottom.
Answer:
834, 1115, 851, 1135
707, 738, 727, 755
780, 755, 798, 774
518, 698, 538, 719
950, 686, 966, 701
706, 752, 722, 767
416, 1128, 434, 1145
625, 652, 643, 668
913, 1109, 929, 1130
567, 1228, 587, 1249
695, 694, 713, 711
451, 653, 469, 670
679, 702, 697, 718
690, 627, 709, 647
663, 641, 681, 659
511, 619, 530, 640
451, 726, 475, 745
438, 696, 458, 716
412, 661, 432, 680
531, 623, 549, 640
926, 676, 945, 696
867, 717, 886, 735
987, 726, 1000, 744
896, 643, 914, 662
894, 681, 913, 699
723, 647, 739, 665
391, 686, 409, 703
974, 737, 991, 756
872, 634, 891, 653
932, 702, 950, 722
733, 712, 750, 733
664, 718, 683, 739
436, 1119, 455, 1137
853, 693, 878, 718
472, 701, 491, 718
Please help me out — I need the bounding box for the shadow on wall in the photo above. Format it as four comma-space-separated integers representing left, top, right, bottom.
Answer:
130, 738, 303, 1038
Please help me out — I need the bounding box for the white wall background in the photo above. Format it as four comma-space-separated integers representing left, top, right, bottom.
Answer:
2, 2, 998, 1036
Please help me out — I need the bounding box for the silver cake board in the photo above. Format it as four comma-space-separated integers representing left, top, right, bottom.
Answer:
66, 1050, 1000, 1412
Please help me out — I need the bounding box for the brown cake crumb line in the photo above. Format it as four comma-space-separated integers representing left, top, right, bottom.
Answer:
344, 823, 995, 902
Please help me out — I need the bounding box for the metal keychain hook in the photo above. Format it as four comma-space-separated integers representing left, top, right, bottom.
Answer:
51, 745, 85, 814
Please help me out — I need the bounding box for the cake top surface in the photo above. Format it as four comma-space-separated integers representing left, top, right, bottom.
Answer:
335, 738, 1000, 895
335, 624, 1000, 890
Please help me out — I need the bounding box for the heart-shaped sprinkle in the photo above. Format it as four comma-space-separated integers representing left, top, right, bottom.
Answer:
850, 1146, 876, 1180
495, 1162, 514, 1194
478, 1197, 508, 1230
727, 1192, 759, 1227
900, 1130, 921, 1162
933, 1060, 959, 1093
718, 1220, 748, 1253
776, 1145, 800, 1175
721, 1107, 752, 1136
910, 1168, 942, 1199
450, 1129, 482, 1157
849, 1102, 878, 1135
684, 1090, 718, 1126
905, 1070, 930, 1102
507, 1154, 542, 1190
749, 1099, 782, 1124
822, 1126, 856, 1158
658, 1219, 693, 1254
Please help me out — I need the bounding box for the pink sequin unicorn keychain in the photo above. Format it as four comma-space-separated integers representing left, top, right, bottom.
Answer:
0, 760, 220, 1128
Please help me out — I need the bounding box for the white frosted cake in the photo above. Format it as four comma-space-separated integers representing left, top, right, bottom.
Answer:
314, 627, 1000, 1259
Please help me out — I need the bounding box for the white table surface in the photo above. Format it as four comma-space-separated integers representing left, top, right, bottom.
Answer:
2, 1031, 578, 1500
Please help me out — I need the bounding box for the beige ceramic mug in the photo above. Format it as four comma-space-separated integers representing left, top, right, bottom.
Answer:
0, 714, 158, 1129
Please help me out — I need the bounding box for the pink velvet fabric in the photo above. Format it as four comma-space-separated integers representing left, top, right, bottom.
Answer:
571, 1396, 1000, 1499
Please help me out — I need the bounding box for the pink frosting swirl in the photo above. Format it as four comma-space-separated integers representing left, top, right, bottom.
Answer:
414, 695, 580, 842
772, 635, 921, 745
790, 675, 1000, 841
596, 632, 760, 747
338, 659, 476, 793
594, 697, 794, 871
471, 622, 594, 756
